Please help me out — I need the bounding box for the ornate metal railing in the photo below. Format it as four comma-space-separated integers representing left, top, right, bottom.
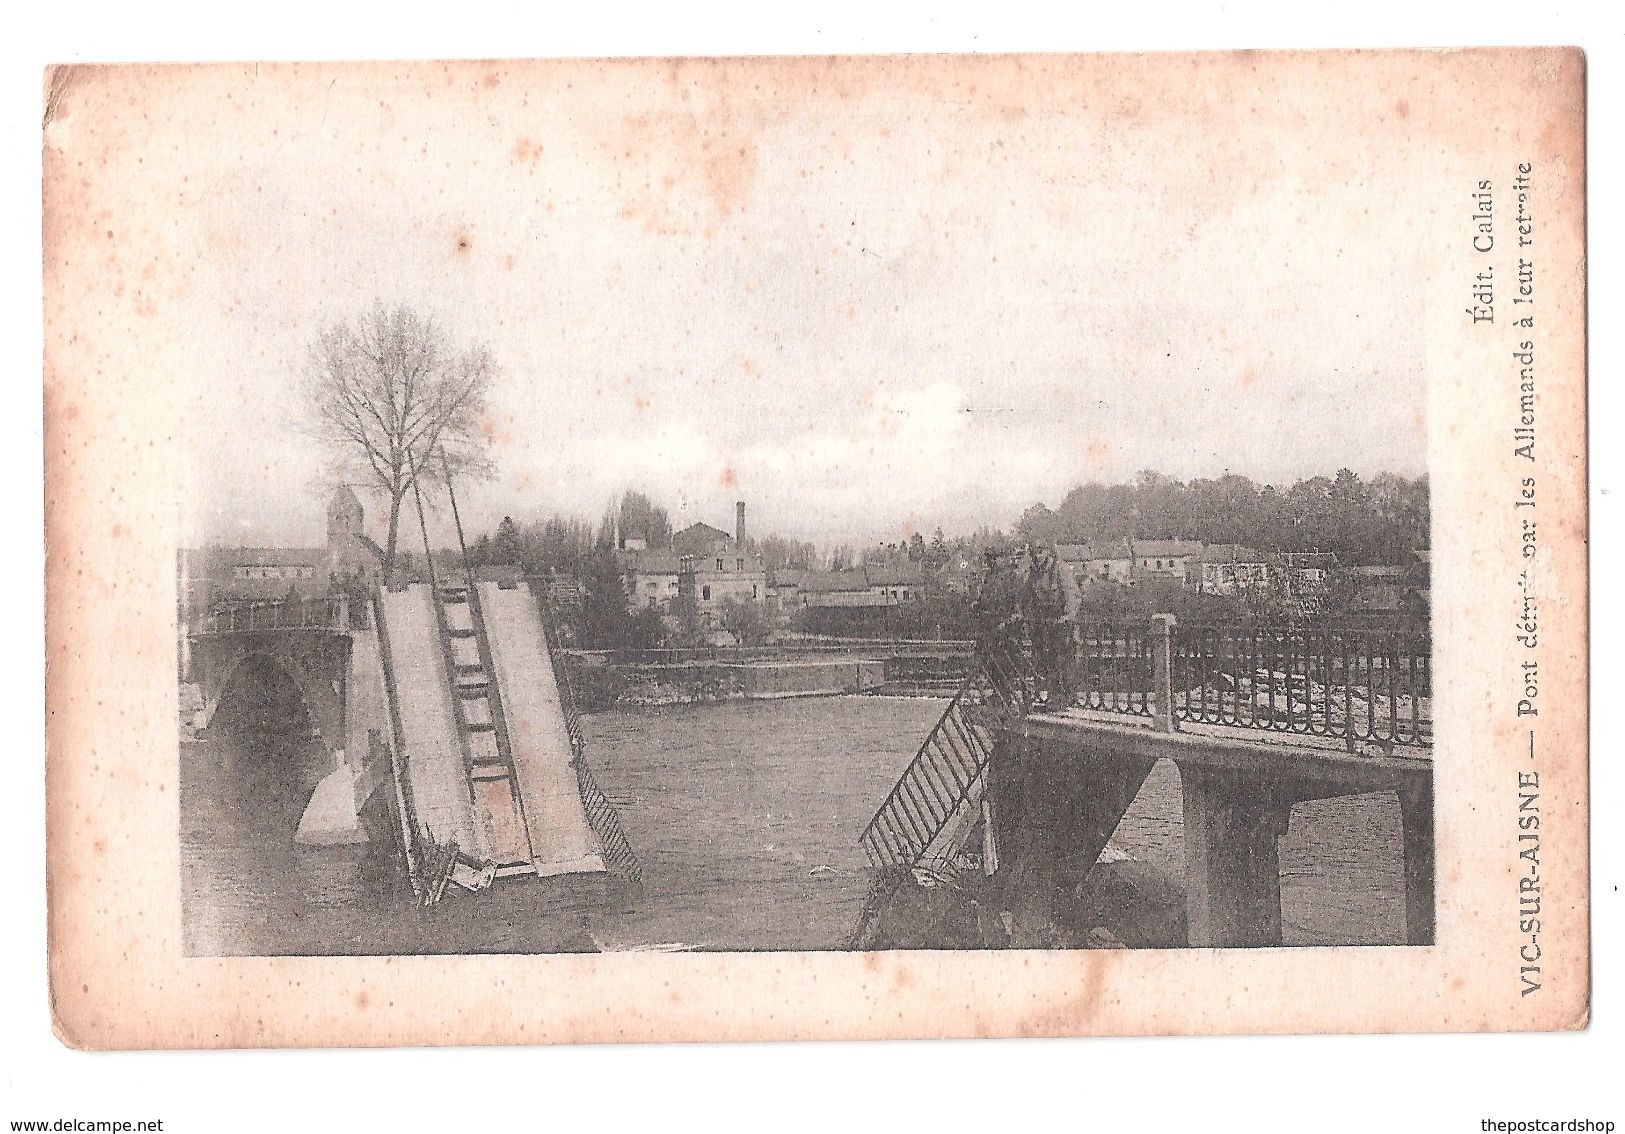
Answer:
1027, 616, 1433, 749
540, 603, 587, 754
575, 756, 642, 885
1074, 620, 1156, 719
1171, 623, 1432, 748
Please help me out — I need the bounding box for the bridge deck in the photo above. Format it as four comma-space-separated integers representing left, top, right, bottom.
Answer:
996, 706, 1431, 797
986, 706, 1435, 946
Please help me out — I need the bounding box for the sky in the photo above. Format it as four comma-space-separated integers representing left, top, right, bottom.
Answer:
166, 55, 1431, 552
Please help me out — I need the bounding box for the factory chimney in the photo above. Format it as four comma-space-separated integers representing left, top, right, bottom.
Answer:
736, 501, 746, 547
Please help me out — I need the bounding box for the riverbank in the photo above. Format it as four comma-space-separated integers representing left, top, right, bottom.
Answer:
564, 650, 966, 708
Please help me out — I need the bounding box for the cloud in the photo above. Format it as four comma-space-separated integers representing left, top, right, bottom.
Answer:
176, 60, 1428, 551
463, 380, 1068, 546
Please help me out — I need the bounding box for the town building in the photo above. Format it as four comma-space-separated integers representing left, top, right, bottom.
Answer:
620, 550, 683, 610
1059, 542, 1133, 585
671, 520, 736, 557
767, 568, 810, 614
1344, 564, 1408, 614
790, 561, 927, 611
864, 561, 925, 604
797, 569, 883, 609
1278, 550, 1338, 593
1127, 539, 1205, 584
1198, 545, 1272, 596
1057, 539, 1202, 587
179, 485, 385, 618
1341, 556, 1428, 622
672, 501, 768, 630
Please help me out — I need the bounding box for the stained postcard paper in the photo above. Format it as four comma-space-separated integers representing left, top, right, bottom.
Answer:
43, 48, 1587, 1045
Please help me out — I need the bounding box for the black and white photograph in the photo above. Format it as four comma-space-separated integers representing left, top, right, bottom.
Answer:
164, 53, 1444, 960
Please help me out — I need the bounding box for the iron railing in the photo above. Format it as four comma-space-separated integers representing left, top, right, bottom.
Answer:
540, 604, 587, 754
197, 595, 346, 634
539, 599, 642, 885
1073, 620, 1156, 719
858, 644, 1030, 871
1171, 623, 1432, 748
575, 756, 642, 885
1022, 616, 1435, 749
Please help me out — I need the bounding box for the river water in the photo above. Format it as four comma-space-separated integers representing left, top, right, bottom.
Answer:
181, 694, 1406, 955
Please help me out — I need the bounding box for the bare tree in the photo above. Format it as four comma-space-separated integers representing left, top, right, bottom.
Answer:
301, 305, 496, 570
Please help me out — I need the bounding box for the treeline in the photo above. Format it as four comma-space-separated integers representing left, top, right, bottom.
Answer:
859, 525, 1007, 569
464, 509, 665, 651
459, 468, 1428, 647
1016, 469, 1428, 566
465, 492, 678, 576
468, 514, 601, 577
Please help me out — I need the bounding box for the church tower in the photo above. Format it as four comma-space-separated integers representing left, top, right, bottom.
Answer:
326, 485, 364, 556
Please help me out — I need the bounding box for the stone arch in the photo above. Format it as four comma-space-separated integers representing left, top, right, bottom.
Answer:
194, 632, 349, 753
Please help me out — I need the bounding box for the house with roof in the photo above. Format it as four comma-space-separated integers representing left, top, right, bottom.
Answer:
619, 549, 684, 610
1278, 550, 1338, 595
767, 567, 811, 614
1058, 542, 1134, 585
1198, 544, 1272, 596
797, 569, 885, 609
671, 517, 737, 557
1057, 539, 1203, 587
864, 561, 925, 605
1343, 564, 1408, 613
1128, 539, 1205, 584
670, 502, 768, 628
1339, 556, 1428, 621
1055, 543, 1096, 582
678, 551, 767, 627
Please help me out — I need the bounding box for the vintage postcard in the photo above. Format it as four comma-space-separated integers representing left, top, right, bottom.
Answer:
43, 48, 1588, 1046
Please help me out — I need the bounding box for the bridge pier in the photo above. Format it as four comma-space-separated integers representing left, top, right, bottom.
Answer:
1177, 764, 1292, 947
987, 735, 1157, 947
1399, 776, 1436, 945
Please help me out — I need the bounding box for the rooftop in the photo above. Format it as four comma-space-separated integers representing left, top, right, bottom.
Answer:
864, 561, 926, 587
621, 550, 685, 575
798, 570, 871, 594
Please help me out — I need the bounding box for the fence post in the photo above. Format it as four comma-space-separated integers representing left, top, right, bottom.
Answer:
1151, 613, 1177, 733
